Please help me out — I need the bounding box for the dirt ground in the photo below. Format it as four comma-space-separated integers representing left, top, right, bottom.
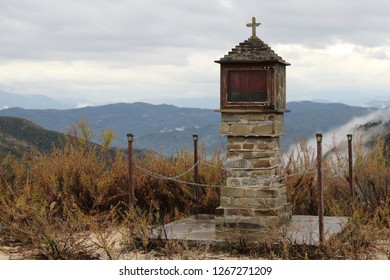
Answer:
0, 238, 389, 260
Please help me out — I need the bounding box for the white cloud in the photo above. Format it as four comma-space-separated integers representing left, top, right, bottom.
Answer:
0, 48, 221, 102
277, 41, 390, 101
305, 107, 390, 155
219, 0, 233, 9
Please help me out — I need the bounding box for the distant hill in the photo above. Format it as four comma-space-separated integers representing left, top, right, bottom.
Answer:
355, 119, 390, 160
0, 90, 78, 110
284, 101, 372, 146
0, 116, 149, 159
362, 99, 390, 108
0, 116, 66, 157
0, 102, 222, 154
0, 101, 375, 154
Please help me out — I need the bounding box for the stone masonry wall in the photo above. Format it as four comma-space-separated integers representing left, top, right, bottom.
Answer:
216, 112, 292, 229
225, 136, 280, 188
220, 112, 284, 136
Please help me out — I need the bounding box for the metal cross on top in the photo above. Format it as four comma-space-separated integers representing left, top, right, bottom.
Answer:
246, 17, 261, 37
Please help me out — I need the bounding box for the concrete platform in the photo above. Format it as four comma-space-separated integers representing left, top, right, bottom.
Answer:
155, 214, 349, 246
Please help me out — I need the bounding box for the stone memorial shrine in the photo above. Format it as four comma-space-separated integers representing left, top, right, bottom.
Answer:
159, 18, 348, 245
214, 17, 292, 230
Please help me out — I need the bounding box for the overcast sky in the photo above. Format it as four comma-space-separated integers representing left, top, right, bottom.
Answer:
0, 0, 389, 108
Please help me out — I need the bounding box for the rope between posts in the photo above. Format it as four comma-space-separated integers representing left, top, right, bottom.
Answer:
134, 163, 224, 188
201, 162, 345, 179
167, 161, 200, 179
280, 167, 347, 180
280, 169, 315, 180
198, 160, 229, 171
134, 162, 347, 189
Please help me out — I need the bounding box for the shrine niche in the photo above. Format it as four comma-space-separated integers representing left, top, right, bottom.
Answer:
227, 70, 268, 103
217, 17, 289, 111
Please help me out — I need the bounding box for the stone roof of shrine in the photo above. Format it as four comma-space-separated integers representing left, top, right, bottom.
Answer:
216, 35, 290, 65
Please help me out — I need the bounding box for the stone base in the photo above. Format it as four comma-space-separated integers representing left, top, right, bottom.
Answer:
215, 204, 292, 230
155, 214, 350, 246
216, 184, 292, 230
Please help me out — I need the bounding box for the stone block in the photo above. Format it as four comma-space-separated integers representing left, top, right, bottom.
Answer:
255, 139, 277, 150
242, 143, 255, 149
226, 143, 241, 150
245, 185, 286, 198
221, 113, 240, 122
251, 159, 272, 168
226, 178, 241, 187
242, 152, 254, 159
240, 177, 270, 187
250, 124, 274, 135
216, 216, 267, 229
220, 196, 232, 207
264, 196, 287, 208
242, 151, 273, 159
230, 170, 275, 179
224, 208, 253, 216
264, 216, 283, 228
215, 203, 292, 229
230, 124, 252, 135
275, 114, 284, 122
248, 169, 277, 177
221, 187, 246, 198
274, 121, 284, 134
214, 216, 227, 226
227, 151, 240, 157
240, 207, 285, 218
244, 114, 267, 122
234, 216, 267, 229
232, 196, 287, 208
229, 136, 246, 142
226, 158, 249, 169
252, 208, 280, 217
232, 197, 262, 208
228, 169, 249, 178
220, 123, 230, 134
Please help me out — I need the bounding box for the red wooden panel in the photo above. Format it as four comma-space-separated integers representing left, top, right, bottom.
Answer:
228, 70, 267, 102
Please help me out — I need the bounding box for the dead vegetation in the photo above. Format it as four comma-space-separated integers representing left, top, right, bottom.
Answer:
0, 121, 389, 259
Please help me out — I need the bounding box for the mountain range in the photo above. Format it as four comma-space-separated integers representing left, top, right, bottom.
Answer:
0, 100, 377, 154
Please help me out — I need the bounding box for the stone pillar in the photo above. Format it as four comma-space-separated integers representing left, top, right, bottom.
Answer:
215, 111, 292, 229
214, 17, 292, 231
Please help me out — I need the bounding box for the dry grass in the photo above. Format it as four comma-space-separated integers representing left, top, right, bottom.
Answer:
0, 122, 388, 259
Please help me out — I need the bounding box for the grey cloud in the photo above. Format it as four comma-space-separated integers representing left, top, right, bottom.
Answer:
1, 0, 389, 105
0, 0, 234, 61
368, 50, 390, 60
232, 0, 390, 47
2, 0, 389, 62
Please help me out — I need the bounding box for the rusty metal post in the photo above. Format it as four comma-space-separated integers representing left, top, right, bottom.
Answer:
347, 134, 354, 208
316, 133, 325, 244
193, 134, 199, 202
127, 133, 135, 210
